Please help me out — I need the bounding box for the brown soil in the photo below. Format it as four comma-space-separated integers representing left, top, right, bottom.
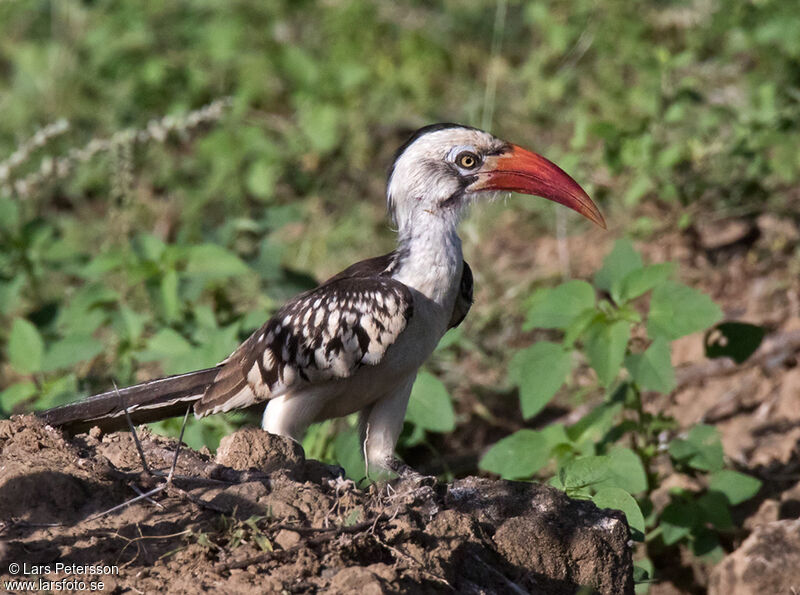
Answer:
0, 417, 633, 594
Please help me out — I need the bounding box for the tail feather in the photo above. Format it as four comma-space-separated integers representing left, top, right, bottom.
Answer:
37, 367, 221, 434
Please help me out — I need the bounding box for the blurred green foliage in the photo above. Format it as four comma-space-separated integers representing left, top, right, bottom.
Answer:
480, 240, 763, 588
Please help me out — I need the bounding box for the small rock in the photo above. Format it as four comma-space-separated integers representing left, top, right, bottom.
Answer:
274, 529, 301, 551
215, 427, 305, 478
709, 519, 800, 594
327, 566, 386, 595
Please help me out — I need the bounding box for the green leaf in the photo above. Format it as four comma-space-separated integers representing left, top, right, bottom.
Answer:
299, 103, 340, 154
696, 491, 733, 530
161, 269, 180, 322
708, 470, 762, 505
333, 426, 366, 481
185, 244, 250, 277
0, 197, 20, 230
668, 424, 724, 472
625, 337, 676, 393
42, 335, 104, 371
116, 306, 146, 343
601, 446, 649, 494
509, 342, 573, 419
524, 280, 595, 330
135, 233, 166, 262
592, 487, 646, 539
585, 319, 631, 387
648, 282, 722, 341
660, 500, 698, 545
8, 318, 44, 374
479, 429, 550, 479
690, 527, 725, 562
140, 328, 193, 357
705, 322, 766, 364
633, 558, 654, 589
559, 455, 614, 491
0, 381, 37, 411
567, 399, 624, 445
563, 308, 599, 348
246, 159, 280, 200
405, 371, 455, 433
618, 263, 675, 303
594, 239, 643, 302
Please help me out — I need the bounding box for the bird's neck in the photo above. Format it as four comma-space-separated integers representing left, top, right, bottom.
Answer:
392, 213, 463, 308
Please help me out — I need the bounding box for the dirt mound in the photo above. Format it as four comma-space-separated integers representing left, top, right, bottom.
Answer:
0, 415, 633, 593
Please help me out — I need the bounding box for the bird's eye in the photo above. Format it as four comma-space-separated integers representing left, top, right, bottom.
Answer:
456, 151, 480, 170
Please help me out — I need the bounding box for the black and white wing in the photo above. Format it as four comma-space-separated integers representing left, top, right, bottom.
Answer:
195, 262, 413, 416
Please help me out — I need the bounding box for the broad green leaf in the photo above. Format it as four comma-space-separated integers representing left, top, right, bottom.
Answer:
634, 559, 654, 592
601, 446, 648, 494
299, 102, 340, 154
186, 244, 250, 277
563, 308, 599, 348
594, 239, 643, 302
648, 282, 722, 341
8, 318, 44, 374
42, 335, 104, 371
690, 527, 725, 562
135, 233, 166, 262
660, 500, 698, 545
37, 373, 79, 409
524, 280, 595, 330
708, 470, 762, 505
625, 337, 676, 393
406, 371, 455, 433
668, 424, 724, 472
705, 322, 765, 364
567, 399, 624, 445
0, 277, 25, 315
333, 426, 366, 481
509, 342, 573, 419
585, 319, 631, 387
161, 269, 180, 322
559, 455, 613, 490
435, 326, 463, 351
592, 487, 646, 539
116, 306, 146, 342
0, 197, 20, 230
140, 328, 193, 357
246, 159, 279, 200
618, 263, 675, 303
696, 491, 733, 530
479, 429, 550, 479
0, 381, 37, 411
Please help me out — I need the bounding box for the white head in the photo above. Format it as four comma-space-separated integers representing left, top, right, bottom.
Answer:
386, 123, 605, 234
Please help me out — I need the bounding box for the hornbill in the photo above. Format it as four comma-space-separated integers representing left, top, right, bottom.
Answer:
39, 124, 605, 474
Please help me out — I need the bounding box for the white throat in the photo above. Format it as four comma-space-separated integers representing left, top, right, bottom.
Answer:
391, 210, 463, 308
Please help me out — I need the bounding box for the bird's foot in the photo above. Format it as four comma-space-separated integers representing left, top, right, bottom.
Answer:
386, 458, 436, 488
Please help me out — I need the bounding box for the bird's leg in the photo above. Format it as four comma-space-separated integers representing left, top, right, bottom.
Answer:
359, 379, 437, 488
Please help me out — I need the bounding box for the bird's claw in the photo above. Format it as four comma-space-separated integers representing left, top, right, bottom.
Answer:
386, 458, 436, 487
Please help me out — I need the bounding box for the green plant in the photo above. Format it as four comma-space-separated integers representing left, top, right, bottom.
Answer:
480, 239, 763, 586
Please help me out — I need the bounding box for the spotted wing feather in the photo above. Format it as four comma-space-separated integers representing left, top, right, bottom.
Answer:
195, 274, 413, 416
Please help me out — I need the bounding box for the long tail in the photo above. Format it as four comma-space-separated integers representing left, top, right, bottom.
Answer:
37, 367, 221, 434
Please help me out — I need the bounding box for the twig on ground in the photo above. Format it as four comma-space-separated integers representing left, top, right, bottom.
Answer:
82, 406, 192, 523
